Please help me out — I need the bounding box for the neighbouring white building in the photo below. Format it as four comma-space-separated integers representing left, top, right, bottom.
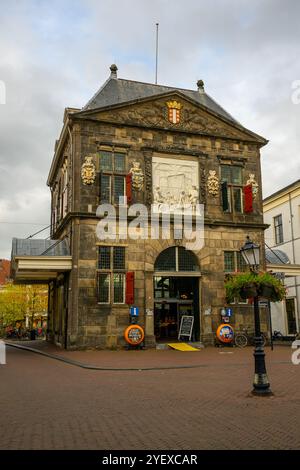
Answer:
263, 179, 300, 336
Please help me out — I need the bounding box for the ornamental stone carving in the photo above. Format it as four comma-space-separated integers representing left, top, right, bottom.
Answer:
94, 100, 250, 140
207, 170, 219, 197
144, 154, 153, 207
246, 173, 259, 199
81, 156, 96, 185
129, 161, 144, 191
152, 156, 199, 212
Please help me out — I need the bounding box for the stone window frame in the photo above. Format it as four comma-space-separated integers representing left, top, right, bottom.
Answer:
97, 245, 126, 305
61, 158, 69, 219
220, 163, 244, 214
98, 147, 127, 206
273, 214, 284, 245
154, 246, 200, 272
224, 250, 247, 273
51, 158, 69, 231
51, 182, 58, 232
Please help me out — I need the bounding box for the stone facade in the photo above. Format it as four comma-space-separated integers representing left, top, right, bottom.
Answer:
47, 70, 269, 349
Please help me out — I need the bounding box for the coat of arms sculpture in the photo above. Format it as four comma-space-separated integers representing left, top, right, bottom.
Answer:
166, 100, 182, 124
81, 156, 96, 185
129, 161, 144, 191
207, 170, 220, 197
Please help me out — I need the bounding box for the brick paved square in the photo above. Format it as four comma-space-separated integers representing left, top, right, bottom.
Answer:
0, 344, 299, 450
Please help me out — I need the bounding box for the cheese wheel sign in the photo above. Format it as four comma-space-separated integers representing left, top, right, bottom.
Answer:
124, 324, 145, 346
216, 324, 234, 343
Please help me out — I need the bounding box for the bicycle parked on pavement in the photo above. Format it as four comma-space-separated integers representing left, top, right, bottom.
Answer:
234, 327, 268, 348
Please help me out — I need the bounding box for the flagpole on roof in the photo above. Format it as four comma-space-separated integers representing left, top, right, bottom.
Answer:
155, 22, 159, 84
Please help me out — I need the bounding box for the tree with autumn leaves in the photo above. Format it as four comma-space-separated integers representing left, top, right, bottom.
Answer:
0, 283, 48, 334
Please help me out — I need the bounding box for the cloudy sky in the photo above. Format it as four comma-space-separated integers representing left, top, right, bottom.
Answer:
0, 0, 299, 259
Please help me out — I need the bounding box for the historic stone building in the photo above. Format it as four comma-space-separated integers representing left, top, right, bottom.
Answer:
12, 65, 270, 349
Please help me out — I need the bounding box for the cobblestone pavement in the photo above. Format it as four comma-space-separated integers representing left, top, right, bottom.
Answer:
0, 343, 299, 450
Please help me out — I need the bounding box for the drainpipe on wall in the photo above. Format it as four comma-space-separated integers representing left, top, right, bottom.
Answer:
288, 193, 299, 332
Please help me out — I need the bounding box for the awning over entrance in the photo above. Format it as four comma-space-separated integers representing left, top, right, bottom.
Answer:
11, 238, 72, 283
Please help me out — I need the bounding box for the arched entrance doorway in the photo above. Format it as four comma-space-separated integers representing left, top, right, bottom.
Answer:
153, 246, 200, 342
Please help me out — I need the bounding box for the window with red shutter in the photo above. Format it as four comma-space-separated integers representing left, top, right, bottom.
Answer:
243, 184, 253, 213
126, 173, 132, 203
221, 165, 243, 214
126, 271, 134, 305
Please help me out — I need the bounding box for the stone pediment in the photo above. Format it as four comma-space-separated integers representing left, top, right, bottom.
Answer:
77, 92, 266, 144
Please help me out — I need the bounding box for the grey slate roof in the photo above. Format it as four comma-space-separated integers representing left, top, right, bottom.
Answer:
265, 249, 290, 265
11, 238, 70, 257
82, 77, 238, 124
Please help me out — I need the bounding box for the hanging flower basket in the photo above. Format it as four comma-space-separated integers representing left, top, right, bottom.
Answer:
240, 283, 258, 299
258, 283, 274, 299
225, 271, 286, 303
257, 272, 286, 302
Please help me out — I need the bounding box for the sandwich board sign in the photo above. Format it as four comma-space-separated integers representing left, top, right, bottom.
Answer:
178, 315, 194, 341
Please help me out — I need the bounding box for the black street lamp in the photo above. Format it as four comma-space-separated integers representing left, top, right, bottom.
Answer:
240, 236, 272, 396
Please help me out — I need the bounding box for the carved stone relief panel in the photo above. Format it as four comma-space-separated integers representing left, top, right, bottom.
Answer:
152, 156, 199, 212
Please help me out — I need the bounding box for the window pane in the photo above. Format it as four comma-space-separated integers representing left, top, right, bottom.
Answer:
178, 247, 199, 271
162, 277, 170, 298
114, 153, 125, 172
221, 165, 242, 185
98, 274, 110, 303
233, 187, 242, 213
114, 176, 125, 204
99, 246, 111, 269
113, 246, 125, 270
286, 298, 297, 334
154, 247, 176, 271
221, 165, 231, 183
226, 186, 232, 213
100, 151, 113, 171
231, 166, 242, 185
113, 273, 125, 303
274, 215, 283, 244
154, 276, 163, 298
237, 252, 247, 272
224, 252, 235, 272
100, 174, 111, 203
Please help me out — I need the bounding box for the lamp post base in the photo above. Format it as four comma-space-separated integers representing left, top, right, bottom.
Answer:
252, 344, 273, 396
251, 387, 273, 397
